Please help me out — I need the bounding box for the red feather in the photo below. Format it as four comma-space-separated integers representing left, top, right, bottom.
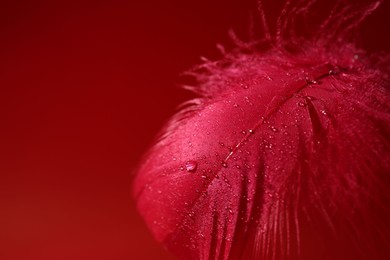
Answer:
134, 1, 390, 259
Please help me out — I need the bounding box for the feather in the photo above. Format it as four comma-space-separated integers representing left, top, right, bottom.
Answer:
133, 1, 390, 259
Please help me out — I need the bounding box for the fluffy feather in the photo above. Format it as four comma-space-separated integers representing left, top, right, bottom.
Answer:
133, 1, 390, 259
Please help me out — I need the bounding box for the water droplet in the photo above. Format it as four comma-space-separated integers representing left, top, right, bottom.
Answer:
185, 161, 198, 172
265, 75, 273, 81
222, 162, 228, 168
269, 126, 278, 132
225, 236, 233, 241
305, 77, 318, 85
248, 129, 254, 134
241, 130, 247, 135
219, 142, 225, 147
233, 103, 239, 108
298, 101, 306, 107
321, 110, 328, 116
241, 83, 249, 89
328, 67, 340, 75
235, 165, 241, 169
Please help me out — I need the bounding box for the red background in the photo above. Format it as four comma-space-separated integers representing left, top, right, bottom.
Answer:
0, 1, 388, 259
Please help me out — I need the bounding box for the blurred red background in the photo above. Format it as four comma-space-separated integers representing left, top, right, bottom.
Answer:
0, 0, 388, 259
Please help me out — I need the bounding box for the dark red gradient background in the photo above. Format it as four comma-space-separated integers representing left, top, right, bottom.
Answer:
0, 1, 388, 259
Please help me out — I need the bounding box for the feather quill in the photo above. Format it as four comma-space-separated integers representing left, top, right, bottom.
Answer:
133, 1, 390, 259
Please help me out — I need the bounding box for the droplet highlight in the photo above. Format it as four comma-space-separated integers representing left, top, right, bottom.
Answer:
185, 161, 198, 172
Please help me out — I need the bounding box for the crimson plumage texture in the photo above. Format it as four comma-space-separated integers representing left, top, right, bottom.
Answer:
133, 1, 390, 259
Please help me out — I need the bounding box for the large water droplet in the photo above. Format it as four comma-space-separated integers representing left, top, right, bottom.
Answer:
185, 161, 198, 172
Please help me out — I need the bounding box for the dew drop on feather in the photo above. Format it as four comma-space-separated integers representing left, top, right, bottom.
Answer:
185, 161, 198, 172
269, 126, 279, 132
